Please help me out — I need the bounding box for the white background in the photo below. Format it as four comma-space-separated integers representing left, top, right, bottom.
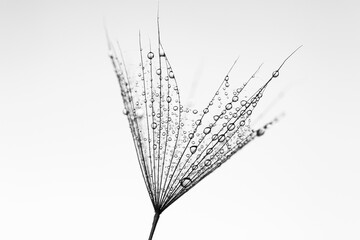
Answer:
1, 0, 359, 239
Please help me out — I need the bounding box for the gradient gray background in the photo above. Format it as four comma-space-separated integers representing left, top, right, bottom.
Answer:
1, 0, 359, 239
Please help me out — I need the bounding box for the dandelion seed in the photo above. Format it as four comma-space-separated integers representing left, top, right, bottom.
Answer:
107, 13, 301, 240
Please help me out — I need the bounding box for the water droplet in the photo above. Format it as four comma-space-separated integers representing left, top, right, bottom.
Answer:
195, 119, 201, 126
225, 103, 232, 110
218, 134, 225, 142
232, 96, 239, 102
203, 108, 209, 114
167, 96, 172, 103
151, 122, 157, 129
203, 127, 211, 134
156, 68, 161, 75
122, 109, 129, 115
204, 159, 212, 166
169, 71, 174, 78
180, 177, 192, 188
190, 145, 197, 154
212, 134, 218, 141
193, 109, 198, 114
188, 133, 194, 139
272, 70, 279, 78
256, 128, 265, 136
213, 115, 219, 121
227, 123, 235, 131
240, 100, 247, 106
225, 75, 229, 81
147, 52, 154, 59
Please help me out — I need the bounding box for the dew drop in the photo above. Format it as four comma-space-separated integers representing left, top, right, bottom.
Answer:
190, 145, 197, 154
232, 96, 239, 102
193, 109, 198, 114
188, 133, 194, 139
225, 75, 229, 81
256, 128, 265, 136
167, 96, 172, 103
195, 119, 201, 126
272, 70, 279, 78
213, 115, 219, 121
180, 177, 192, 188
156, 68, 161, 75
204, 159, 212, 166
218, 134, 226, 142
147, 52, 154, 59
212, 134, 218, 141
169, 71, 175, 78
203, 108, 209, 114
203, 127, 211, 135
225, 103, 232, 110
122, 109, 129, 115
227, 123, 235, 131
151, 122, 157, 129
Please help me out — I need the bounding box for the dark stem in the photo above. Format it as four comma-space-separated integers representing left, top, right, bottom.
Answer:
148, 212, 161, 240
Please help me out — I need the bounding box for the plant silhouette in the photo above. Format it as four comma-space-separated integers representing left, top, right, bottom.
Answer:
107, 15, 301, 240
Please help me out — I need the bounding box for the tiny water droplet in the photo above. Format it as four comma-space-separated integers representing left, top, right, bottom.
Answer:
147, 52, 154, 59
204, 159, 212, 166
257, 128, 265, 136
180, 177, 192, 188
218, 134, 225, 142
188, 133, 194, 139
227, 123, 235, 131
272, 70, 279, 78
225, 103, 232, 110
193, 109, 198, 114
190, 145, 197, 154
203, 127, 211, 135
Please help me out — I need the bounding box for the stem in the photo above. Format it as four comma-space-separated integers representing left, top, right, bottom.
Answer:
148, 212, 160, 240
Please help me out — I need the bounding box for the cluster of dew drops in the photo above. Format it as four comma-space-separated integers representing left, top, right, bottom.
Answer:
119, 46, 275, 204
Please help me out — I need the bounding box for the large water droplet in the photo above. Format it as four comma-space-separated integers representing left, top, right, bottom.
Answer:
190, 145, 197, 154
